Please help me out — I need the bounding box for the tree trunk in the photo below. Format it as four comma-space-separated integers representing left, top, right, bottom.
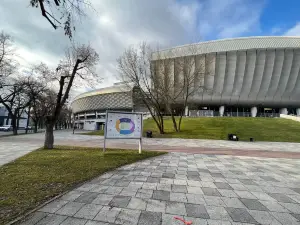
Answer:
11, 116, 18, 135
26, 106, 31, 134
44, 122, 54, 149
34, 120, 38, 133
178, 109, 184, 131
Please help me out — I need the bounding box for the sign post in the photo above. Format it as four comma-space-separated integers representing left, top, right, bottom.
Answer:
103, 111, 143, 153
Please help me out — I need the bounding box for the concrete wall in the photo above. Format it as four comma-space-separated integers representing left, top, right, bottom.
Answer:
280, 114, 300, 122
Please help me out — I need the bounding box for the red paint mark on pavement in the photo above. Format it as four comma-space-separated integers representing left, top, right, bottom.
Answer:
174, 216, 192, 225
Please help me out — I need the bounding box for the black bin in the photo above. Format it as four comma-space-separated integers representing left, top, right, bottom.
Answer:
146, 131, 153, 138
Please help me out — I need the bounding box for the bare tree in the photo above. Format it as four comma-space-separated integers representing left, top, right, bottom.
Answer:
0, 31, 17, 87
117, 43, 167, 134
29, 0, 94, 39
38, 44, 99, 149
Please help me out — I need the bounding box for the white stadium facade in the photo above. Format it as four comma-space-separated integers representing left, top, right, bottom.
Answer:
72, 36, 300, 130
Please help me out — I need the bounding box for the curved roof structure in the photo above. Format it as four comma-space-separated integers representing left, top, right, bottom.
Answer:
153, 36, 300, 107
73, 83, 131, 101
152, 36, 300, 60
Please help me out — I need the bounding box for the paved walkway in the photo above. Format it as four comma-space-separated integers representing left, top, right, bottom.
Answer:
20, 153, 300, 225
2, 130, 300, 166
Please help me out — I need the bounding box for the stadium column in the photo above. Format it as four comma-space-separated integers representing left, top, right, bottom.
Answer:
279, 108, 288, 115
219, 106, 225, 117
297, 108, 300, 116
185, 106, 189, 116
251, 107, 257, 117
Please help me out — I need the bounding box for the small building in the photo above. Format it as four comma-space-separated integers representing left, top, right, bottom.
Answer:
0, 106, 28, 128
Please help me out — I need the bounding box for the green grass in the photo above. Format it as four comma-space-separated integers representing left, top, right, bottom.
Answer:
83, 117, 300, 142
0, 146, 165, 225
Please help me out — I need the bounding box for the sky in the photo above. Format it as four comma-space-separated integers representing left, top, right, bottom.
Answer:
1, 0, 300, 98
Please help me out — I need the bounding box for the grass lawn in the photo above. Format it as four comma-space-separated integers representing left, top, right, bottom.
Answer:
83, 117, 300, 142
0, 146, 165, 225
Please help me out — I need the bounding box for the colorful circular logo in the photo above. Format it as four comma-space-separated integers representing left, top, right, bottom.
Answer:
115, 118, 135, 135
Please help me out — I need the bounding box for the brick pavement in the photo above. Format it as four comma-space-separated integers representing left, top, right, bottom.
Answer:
19, 153, 300, 225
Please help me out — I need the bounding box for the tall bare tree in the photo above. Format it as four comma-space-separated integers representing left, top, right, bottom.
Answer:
38, 44, 99, 149
117, 43, 167, 134
0, 31, 17, 87
30, 0, 94, 39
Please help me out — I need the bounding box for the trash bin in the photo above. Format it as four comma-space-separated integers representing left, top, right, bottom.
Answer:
250, 138, 254, 142
146, 130, 153, 138
228, 134, 238, 141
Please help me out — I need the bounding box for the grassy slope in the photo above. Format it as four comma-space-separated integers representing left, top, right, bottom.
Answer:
84, 117, 300, 142
0, 146, 165, 225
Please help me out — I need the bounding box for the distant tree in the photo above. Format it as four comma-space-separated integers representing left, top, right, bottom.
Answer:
37, 44, 99, 149
117, 43, 166, 134
0, 31, 17, 87
29, 0, 94, 39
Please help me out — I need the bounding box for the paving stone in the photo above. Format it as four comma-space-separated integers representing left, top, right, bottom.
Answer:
109, 196, 131, 208
77, 184, 99, 192
206, 219, 231, 225
187, 186, 204, 194
184, 217, 208, 225
225, 207, 258, 224
250, 192, 274, 201
188, 171, 200, 176
75, 192, 100, 203
138, 211, 162, 225
36, 214, 67, 225
128, 182, 144, 189
60, 217, 87, 225
163, 173, 175, 178
230, 184, 248, 191
120, 188, 138, 197
160, 178, 174, 184
56, 202, 85, 216
143, 183, 158, 190
115, 208, 141, 225
147, 177, 160, 183
188, 175, 202, 181
221, 197, 246, 209
172, 185, 188, 193
134, 176, 148, 182
146, 199, 166, 212
74, 203, 103, 219
39, 200, 69, 213
270, 212, 300, 225
187, 180, 202, 187
206, 206, 232, 221
90, 186, 109, 193
94, 206, 121, 223
214, 182, 233, 190
248, 210, 281, 225
152, 190, 170, 201
20, 212, 48, 225
239, 179, 257, 185
84, 221, 111, 225
201, 182, 217, 188
174, 179, 188, 185
210, 173, 225, 178
61, 191, 84, 201
170, 192, 187, 202
244, 185, 263, 192
157, 184, 172, 191
166, 201, 186, 216
185, 203, 209, 219
114, 180, 130, 187
268, 193, 297, 203
186, 193, 206, 204
218, 190, 238, 198
260, 176, 278, 182
240, 199, 268, 211
234, 191, 257, 199
204, 196, 226, 207
136, 189, 153, 199
292, 188, 300, 194
162, 213, 184, 225
202, 188, 221, 197
92, 194, 114, 205
127, 197, 147, 210
259, 200, 289, 212
105, 187, 123, 195
280, 202, 300, 214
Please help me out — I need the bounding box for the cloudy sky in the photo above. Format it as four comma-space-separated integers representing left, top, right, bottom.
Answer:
1, 0, 300, 98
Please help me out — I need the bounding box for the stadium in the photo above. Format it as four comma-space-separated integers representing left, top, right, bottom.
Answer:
72, 36, 300, 130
